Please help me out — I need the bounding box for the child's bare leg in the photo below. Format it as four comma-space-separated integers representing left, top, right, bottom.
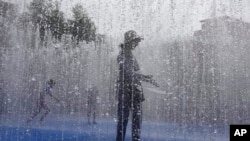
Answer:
87, 105, 91, 124
27, 101, 41, 123
93, 104, 97, 124
40, 104, 50, 122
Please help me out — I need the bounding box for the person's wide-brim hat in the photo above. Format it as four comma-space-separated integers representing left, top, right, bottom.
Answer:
124, 30, 143, 44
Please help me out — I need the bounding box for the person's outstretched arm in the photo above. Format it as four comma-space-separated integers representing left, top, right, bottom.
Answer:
135, 73, 159, 87
51, 95, 60, 103
118, 53, 159, 87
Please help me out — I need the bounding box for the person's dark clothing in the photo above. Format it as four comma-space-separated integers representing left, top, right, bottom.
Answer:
40, 84, 53, 102
116, 48, 145, 141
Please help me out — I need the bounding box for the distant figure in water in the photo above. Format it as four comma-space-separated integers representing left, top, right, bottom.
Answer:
86, 84, 98, 124
116, 30, 159, 141
27, 79, 59, 124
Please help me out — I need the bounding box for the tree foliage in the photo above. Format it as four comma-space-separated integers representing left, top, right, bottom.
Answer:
70, 4, 96, 44
48, 3, 65, 41
29, 0, 53, 42
0, 0, 16, 48
28, 0, 96, 45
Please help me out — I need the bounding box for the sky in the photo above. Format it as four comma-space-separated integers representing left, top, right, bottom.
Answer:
6, 0, 250, 44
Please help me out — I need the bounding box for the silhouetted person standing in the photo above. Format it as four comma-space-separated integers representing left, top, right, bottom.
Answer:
87, 84, 98, 124
116, 30, 159, 141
